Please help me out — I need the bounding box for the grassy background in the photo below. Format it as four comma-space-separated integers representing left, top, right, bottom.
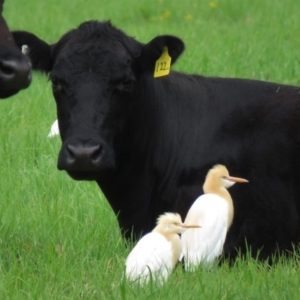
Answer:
1, 0, 300, 298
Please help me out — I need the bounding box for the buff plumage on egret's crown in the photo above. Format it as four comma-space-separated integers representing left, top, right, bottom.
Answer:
125, 212, 200, 285
181, 165, 248, 270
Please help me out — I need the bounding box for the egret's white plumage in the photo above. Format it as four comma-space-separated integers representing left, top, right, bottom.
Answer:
181, 165, 248, 270
125, 231, 173, 284
125, 212, 200, 285
48, 119, 60, 137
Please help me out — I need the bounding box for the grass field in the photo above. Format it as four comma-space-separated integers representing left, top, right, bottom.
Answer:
1, 0, 300, 298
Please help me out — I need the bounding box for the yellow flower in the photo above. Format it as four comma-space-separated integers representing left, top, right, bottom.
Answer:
208, 1, 217, 8
159, 10, 171, 20
185, 14, 193, 21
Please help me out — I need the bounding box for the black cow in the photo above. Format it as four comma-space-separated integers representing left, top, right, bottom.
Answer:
0, 0, 31, 99
12, 21, 300, 260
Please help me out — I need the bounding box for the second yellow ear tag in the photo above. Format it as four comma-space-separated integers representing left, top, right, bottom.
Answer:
154, 47, 172, 78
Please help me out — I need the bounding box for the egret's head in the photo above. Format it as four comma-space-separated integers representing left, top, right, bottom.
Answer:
205, 164, 249, 189
155, 212, 200, 235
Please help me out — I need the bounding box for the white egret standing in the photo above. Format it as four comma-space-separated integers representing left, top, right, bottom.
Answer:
125, 212, 200, 285
181, 164, 248, 270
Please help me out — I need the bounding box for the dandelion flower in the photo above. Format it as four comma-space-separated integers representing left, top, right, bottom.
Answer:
208, 1, 217, 8
185, 14, 193, 21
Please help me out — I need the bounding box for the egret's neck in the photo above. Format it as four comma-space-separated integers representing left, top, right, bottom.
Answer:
163, 232, 181, 267
203, 182, 234, 228
153, 226, 181, 267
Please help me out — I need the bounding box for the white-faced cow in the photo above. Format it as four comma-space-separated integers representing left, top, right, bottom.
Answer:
12, 21, 300, 261
0, 0, 31, 98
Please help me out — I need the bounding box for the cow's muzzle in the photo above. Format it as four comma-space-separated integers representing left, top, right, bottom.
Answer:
58, 140, 105, 173
0, 53, 32, 98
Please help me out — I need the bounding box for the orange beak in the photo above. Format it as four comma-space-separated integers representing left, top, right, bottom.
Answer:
226, 176, 249, 183
180, 223, 201, 228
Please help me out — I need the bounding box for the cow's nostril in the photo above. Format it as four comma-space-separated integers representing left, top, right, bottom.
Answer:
65, 143, 102, 165
91, 145, 101, 162
66, 144, 76, 160
0, 57, 31, 90
0, 61, 15, 75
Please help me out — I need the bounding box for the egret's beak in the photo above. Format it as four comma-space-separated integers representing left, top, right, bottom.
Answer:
180, 223, 201, 228
226, 176, 249, 183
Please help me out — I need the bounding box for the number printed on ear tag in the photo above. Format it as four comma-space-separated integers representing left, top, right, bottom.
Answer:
154, 47, 172, 78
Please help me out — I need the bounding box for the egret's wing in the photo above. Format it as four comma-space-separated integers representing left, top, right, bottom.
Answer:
48, 120, 60, 137
181, 194, 228, 269
125, 232, 172, 284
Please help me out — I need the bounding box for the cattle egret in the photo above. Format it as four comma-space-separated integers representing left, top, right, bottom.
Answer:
48, 119, 60, 137
125, 212, 200, 285
181, 165, 248, 270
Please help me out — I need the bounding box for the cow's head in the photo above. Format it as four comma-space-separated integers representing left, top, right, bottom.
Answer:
12, 21, 184, 180
0, 2, 31, 98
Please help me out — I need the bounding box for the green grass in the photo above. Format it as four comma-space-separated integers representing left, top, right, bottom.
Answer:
1, 0, 300, 298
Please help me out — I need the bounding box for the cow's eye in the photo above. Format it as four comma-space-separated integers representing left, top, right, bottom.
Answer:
52, 79, 58, 88
52, 79, 65, 93
116, 77, 133, 92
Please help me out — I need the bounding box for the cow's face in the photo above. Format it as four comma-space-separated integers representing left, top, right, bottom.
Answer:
52, 25, 141, 180
0, 9, 31, 98
12, 21, 184, 180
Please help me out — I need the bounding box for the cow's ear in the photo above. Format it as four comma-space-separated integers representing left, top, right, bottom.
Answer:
12, 31, 53, 73
138, 35, 185, 72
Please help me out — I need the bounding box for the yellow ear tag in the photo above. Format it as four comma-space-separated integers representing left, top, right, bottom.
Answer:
154, 47, 172, 78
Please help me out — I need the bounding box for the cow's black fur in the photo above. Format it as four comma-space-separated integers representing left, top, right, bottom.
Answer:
0, 0, 31, 98
12, 20, 300, 260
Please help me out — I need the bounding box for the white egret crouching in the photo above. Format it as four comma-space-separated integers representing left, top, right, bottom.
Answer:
125, 212, 200, 285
